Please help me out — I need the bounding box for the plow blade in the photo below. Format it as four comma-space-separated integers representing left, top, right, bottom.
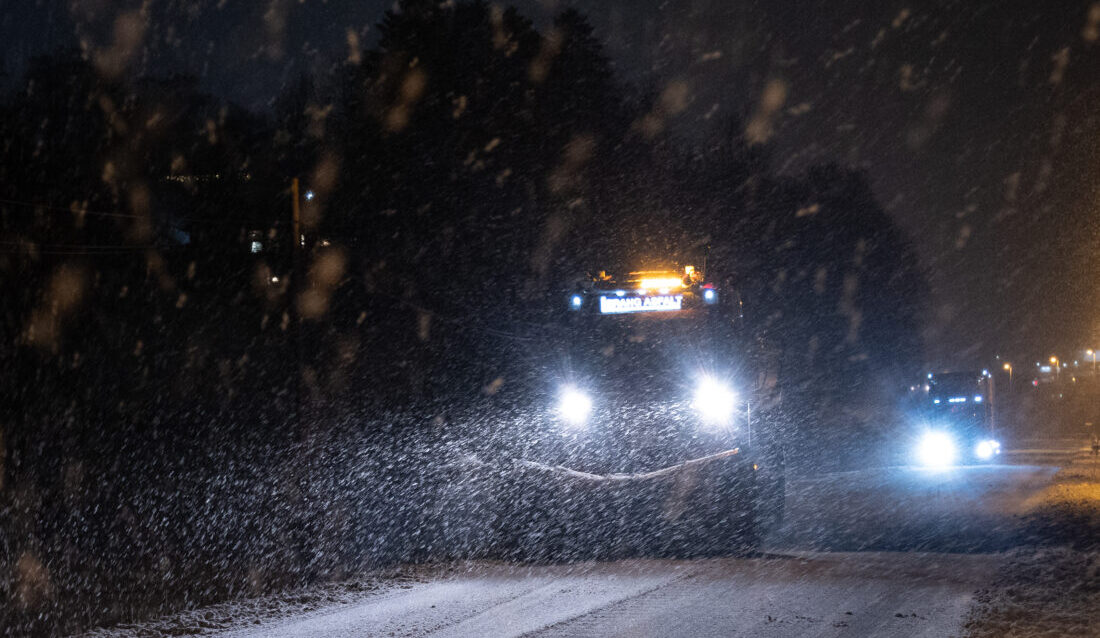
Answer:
499, 449, 757, 560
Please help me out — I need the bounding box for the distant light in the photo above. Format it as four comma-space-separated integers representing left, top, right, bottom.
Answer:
927, 372, 933, 379
270, 276, 279, 283
975, 440, 996, 461
1040, 365, 1052, 373
933, 398, 941, 404
973, 395, 983, 403
615, 290, 626, 297
1032, 379, 1039, 386
703, 289, 716, 302
570, 294, 583, 309
305, 190, 315, 201
982, 369, 990, 377
250, 241, 262, 253
948, 396, 967, 403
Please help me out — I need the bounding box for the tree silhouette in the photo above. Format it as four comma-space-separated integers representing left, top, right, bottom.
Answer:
0, 4, 932, 632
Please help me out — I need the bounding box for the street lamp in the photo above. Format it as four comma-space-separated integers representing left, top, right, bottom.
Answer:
1088, 349, 1096, 374
1003, 362, 1013, 385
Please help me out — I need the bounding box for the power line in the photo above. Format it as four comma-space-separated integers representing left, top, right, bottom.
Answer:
0, 197, 144, 220
0, 250, 145, 256
0, 196, 288, 226
0, 242, 151, 256
0, 240, 148, 249
0, 238, 298, 256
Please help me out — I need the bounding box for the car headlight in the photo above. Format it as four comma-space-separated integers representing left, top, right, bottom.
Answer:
916, 431, 957, 467
557, 387, 592, 425
693, 377, 738, 425
975, 439, 1001, 460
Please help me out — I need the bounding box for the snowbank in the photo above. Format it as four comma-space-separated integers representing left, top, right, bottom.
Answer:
78, 565, 442, 637
964, 455, 1100, 637
964, 547, 1100, 638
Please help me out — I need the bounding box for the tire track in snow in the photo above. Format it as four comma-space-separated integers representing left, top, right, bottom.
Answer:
219, 561, 695, 638
428, 562, 696, 638
526, 553, 996, 638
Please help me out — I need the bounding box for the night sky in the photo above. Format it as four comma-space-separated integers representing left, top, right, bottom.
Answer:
3, 0, 1099, 369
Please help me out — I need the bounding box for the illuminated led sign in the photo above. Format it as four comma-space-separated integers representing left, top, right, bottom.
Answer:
599, 294, 683, 314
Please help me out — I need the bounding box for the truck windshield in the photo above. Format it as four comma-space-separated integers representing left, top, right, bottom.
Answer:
561, 306, 740, 399
928, 372, 987, 401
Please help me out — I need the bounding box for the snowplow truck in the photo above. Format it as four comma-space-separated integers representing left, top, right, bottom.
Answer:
485, 265, 785, 560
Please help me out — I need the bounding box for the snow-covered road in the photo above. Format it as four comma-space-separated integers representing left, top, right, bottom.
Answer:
85, 464, 1061, 637
220, 553, 995, 638
775, 463, 1060, 552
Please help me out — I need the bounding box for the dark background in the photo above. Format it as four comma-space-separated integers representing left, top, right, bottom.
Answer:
5, 0, 1100, 365
0, 1, 1097, 635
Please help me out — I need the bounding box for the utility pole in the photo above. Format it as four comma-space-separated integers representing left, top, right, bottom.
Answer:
291, 177, 301, 252
289, 177, 312, 577
290, 178, 304, 441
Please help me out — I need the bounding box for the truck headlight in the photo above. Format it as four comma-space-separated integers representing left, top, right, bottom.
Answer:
693, 377, 737, 425
917, 431, 957, 467
557, 387, 592, 426
975, 439, 1001, 460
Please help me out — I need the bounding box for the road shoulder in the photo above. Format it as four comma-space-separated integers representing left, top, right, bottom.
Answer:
963, 455, 1100, 637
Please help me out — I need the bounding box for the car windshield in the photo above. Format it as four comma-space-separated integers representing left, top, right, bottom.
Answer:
3, 2, 1099, 636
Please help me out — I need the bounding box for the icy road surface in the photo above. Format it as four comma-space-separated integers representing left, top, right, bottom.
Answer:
91, 464, 1059, 637
219, 553, 993, 638
773, 463, 1059, 553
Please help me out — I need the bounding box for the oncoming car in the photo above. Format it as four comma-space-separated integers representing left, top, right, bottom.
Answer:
915, 370, 1001, 467
492, 265, 785, 558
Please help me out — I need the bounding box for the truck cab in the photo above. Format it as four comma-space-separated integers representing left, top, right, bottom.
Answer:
916, 370, 1002, 465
